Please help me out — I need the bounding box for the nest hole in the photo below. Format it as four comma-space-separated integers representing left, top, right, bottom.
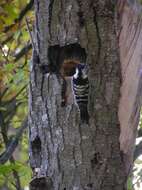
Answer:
48, 43, 87, 76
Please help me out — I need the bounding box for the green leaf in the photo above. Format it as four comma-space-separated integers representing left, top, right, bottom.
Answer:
4, 5, 18, 20
0, 163, 21, 176
13, 30, 21, 41
4, 63, 15, 72
13, 70, 25, 84
18, 164, 32, 186
127, 177, 133, 190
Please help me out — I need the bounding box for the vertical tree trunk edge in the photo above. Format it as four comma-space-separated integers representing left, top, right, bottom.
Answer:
28, 1, 142, 190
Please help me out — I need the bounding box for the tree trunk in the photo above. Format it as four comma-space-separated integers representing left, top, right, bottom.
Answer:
118, 0, 142, 174
28, 0, 142, 190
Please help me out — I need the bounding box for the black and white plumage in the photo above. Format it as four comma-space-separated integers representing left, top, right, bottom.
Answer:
73, 64, 89, 123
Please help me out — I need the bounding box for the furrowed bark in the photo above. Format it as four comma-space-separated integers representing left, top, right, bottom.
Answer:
118, 0, 142, 174
29, 0, 142, 190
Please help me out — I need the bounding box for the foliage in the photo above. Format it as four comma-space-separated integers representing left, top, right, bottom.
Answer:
127, 177, 133, 190
0, 0, 142, 190
0, 162, 31, 189
0, 0, 33, 189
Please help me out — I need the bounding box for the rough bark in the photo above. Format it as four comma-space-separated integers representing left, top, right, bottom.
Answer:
118, 0, 142, 174
28, 0, 142, 190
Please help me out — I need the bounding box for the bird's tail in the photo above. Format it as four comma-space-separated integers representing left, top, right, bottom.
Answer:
78, 103, 89, 124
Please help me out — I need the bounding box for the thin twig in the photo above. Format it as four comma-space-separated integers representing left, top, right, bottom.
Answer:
14, 43, 32, 62
25, 17, 36, 50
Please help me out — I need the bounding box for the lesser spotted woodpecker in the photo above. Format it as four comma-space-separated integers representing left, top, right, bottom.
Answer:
73, 64, 89, 123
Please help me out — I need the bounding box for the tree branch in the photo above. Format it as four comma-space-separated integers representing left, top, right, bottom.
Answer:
4, 0, 34, 33
0, 82, 27, 102
14, 43, 32, 61
0, 112, 22, 190
1, 34, 13, 45
0, 117, 28, 164
17, 0, 34, 22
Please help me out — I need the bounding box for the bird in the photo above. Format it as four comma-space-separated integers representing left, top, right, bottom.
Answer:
73, 63, 89, 123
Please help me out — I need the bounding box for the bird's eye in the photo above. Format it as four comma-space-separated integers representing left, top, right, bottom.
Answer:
78, 64, 85, 69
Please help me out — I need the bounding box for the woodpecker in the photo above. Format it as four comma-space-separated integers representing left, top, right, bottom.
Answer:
60, 59, 79, 106
73, 63, 89, 124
